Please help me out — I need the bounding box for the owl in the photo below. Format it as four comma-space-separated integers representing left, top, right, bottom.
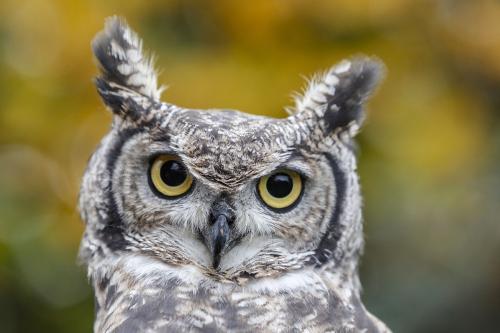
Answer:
79, 16, 390, 333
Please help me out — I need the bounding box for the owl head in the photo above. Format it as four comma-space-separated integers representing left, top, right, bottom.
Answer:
79, 17, 384, 283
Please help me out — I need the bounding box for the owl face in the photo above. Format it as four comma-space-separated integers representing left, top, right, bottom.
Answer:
108, 108, 343, 271
79, 17, 384, 281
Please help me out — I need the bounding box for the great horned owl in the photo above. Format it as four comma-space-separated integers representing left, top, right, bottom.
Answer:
79, 17, 389, 333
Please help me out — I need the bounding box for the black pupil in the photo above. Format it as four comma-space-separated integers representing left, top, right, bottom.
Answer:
266, 173, 293, 198
160, 160, 187, 187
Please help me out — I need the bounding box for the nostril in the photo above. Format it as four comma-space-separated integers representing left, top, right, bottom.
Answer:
209, 213, 234, 226
210, 195, 235, 223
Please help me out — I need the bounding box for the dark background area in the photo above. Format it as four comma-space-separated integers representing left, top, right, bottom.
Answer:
0, 0, 499, 332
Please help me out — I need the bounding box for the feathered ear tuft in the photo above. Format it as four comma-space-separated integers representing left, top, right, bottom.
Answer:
92, 16, 164, 118
293, 56, 385, 137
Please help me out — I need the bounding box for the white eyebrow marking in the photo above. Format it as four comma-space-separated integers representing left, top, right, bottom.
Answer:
278, 158, 314, 178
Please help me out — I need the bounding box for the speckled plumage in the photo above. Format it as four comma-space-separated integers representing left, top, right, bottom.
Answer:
79, 17, 390, 333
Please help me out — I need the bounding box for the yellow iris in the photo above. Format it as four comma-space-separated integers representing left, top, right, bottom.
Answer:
258, 169, 302, 209
150, 155, 193, 197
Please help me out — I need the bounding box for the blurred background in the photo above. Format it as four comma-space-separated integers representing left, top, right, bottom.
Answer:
0, 0, 499, 332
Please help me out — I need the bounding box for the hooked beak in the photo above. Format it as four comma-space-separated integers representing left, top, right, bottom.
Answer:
203, 195, 236, 269
209, 215, 230, 268
206, 214, 231, 269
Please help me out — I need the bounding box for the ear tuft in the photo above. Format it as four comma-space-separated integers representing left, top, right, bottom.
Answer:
294, 56, 385, 136
92, 16, 163, 104
94, 78, 152, 122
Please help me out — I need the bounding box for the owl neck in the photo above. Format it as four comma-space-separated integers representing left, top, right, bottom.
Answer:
89, 251, 363, 301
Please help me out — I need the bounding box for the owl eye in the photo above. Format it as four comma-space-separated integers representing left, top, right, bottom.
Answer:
150, 155, 193, 198
258, 170, 303, 210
